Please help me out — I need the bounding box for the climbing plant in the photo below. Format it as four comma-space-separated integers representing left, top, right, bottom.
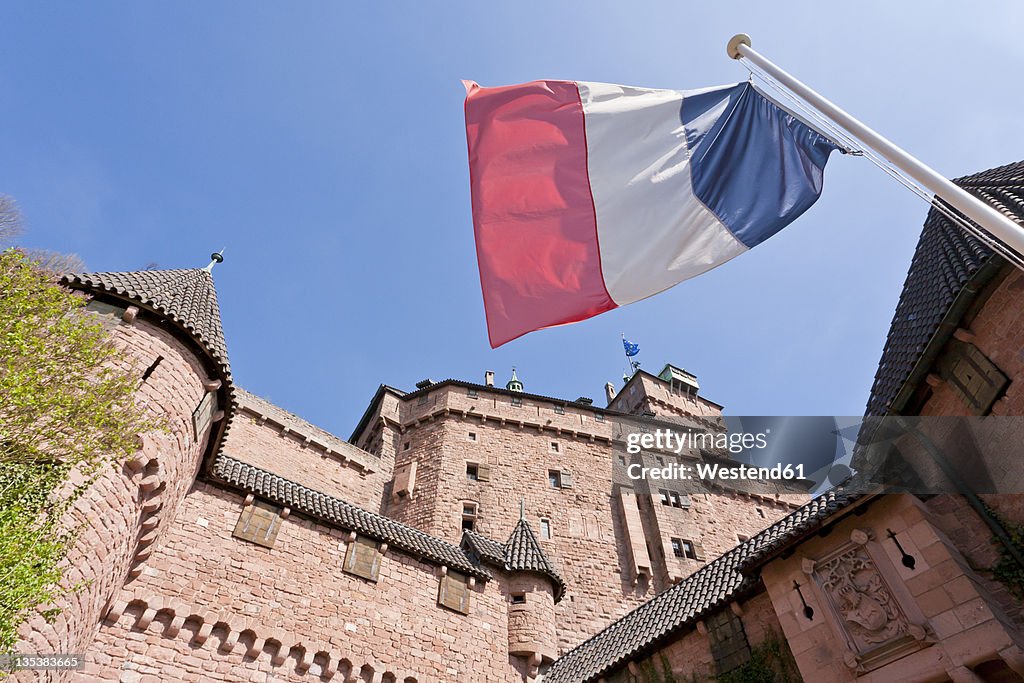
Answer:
0, 248, 157, 657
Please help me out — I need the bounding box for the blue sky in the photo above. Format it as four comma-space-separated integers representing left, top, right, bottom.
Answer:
3, 3, 1021, 436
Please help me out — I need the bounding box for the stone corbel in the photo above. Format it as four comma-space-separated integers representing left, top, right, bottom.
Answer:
122, 306, 140, 324
850, 528, 871, 546
203, 378, 222, 392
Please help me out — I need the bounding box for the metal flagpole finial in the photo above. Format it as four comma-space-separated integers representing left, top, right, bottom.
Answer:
727, 33, 752, 60
203, 249, 226, 272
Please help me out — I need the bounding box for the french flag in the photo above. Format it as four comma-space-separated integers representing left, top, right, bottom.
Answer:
464, 79, 839, 347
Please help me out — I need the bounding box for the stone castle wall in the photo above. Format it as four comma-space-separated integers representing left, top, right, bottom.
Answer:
77, 482, 518, 683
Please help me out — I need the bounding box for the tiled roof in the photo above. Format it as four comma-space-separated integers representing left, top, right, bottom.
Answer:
461, 519, 567, 602
865, 160, 1024, 416
212, 455, 491, 580
62, 268, 231, 377
544, 488, 862, 683
234, 388, 378, 471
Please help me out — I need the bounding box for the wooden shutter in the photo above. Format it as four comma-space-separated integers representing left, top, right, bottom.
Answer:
692, 539, 706, 561
560, 471, 574, 488
344, 536, 382, 582
476, 464, 492, 482
232, 500, 281, 548
438, 571, 471, 614
941, 340, 1009, 414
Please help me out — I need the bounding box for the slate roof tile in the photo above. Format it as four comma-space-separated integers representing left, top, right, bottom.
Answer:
62, 268, 231, 377
213, 455, 490, 580
865, 160, 1024, 416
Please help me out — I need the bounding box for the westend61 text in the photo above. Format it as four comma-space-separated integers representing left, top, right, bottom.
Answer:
625, 428, 769, 455
627, 462, 805, 482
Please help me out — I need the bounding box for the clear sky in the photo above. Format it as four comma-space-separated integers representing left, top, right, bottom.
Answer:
2, 3, 1021, 437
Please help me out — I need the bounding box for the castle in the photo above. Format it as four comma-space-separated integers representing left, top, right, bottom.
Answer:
14, 160, 1024, 682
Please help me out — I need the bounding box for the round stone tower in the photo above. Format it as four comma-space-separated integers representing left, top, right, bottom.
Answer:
18, 260, 233, 664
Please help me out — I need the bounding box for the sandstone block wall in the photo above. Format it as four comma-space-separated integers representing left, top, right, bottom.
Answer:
77, 483, 517, 683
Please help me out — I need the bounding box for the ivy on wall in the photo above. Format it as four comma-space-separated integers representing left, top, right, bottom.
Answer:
0, 249, 158, 659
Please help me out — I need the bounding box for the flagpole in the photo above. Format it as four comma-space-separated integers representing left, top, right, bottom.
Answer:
727, 34, 1024, 260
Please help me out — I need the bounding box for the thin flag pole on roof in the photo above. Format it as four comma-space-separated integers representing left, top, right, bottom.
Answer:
727, 34, 1024, 266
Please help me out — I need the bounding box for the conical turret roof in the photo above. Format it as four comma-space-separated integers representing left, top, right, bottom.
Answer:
62, 268, 230, 376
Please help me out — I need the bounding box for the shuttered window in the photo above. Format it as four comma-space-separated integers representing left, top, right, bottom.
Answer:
941, 340, 1009, 415
344, 536, 383, 582
438, 570, 471, 614
232, 500, 282, 548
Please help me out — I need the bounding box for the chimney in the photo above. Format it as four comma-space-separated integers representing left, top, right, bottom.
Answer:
485, 370, 495, 387
605, 382, 617, 405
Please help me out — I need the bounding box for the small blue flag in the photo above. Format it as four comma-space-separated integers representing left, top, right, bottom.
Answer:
623, 338, 640, 357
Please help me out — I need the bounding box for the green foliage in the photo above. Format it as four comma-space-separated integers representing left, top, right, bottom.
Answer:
989, 515, 1024, 600
0, 249, 158, 655
716, 636, 800, 683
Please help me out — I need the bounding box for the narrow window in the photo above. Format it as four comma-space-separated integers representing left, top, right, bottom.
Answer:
403, 442, 410, 451
756, 507, 765, 518
618, 455, 627, 466
461, 503, 478, 532
655, 456, 665, 466
671, 538, 685, 558
670, 492, 683, 508
548, 470, 561, 489
550, 442, 560, 454
511, 593, 527, 605
539, 518, 551, 539
466, 463, 479, 481
659, 490, 670, 506
468, 431, 477, 442
682, 540, 697, 560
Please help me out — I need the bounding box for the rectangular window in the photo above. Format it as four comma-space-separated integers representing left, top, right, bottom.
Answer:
232, 500, 282, 548
511, 396, 523, 407
618, 455, 627, 466
659, 490, 671, 506
756, 507, 765, 518
539, 518, 551, 539
511, 593, 527, 605
655, 456, 665, 466
343, 536, 383, 582
403, 442, 410, 451
466, 463, 479, 481
461, 503, 478, 532
670, 492, 683, 508
671, 538, 685, 558
438, 570, 471, 614
468, 431, 477, 442
467, 388, 479, 398
594, 412, 605, 423
554, 404, 565, 415
682, 539, 697, 560
550, 442, 560, 453
548, 470, 561, 488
